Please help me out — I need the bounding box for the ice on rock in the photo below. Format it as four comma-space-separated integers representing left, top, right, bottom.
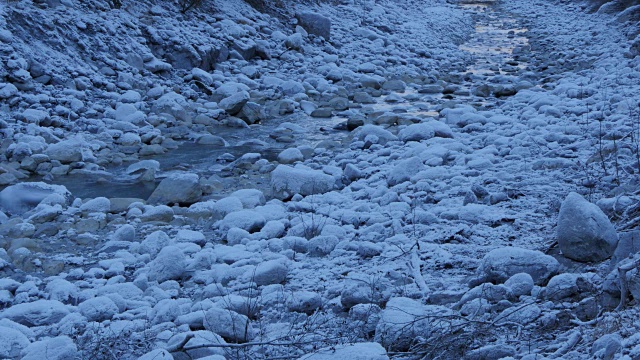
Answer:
147, 246, 186, 283
0, 300, 70, 327
270, 165, 335, 200
78, 296, 119, 322
298, 342, 388, 360
476, 247, 559, 286
21, 336, 77, 360
557, 192, 618, 262
0, 325, 30, 358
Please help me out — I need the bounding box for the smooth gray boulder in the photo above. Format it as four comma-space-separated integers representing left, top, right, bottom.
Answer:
148, 173, 202, 205
296, 12, 331, 40
557, 192, 618, 262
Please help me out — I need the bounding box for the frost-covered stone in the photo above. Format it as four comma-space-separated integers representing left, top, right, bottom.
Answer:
219, 210, 265, 232
557, 192, 618, 262
139, 205, 174, 222
352, 125, 398, 145
278, 148, 304, 164
341, 279, 391, 309
0, 300, 69, 326
219, 91, 250, 115
504, 273, 534, 297
544, 273, 593, 301
398, 121, 453, 142
21, 336, 77, 360
387, 156, 425, 186
138, 349, 173, 360
307, 235, 339, 256
591, 334, 622, 359
288, 291, 322, 314
78, 296, 119, 322
203, 307, 255, 342
477, 247, 559, 285
296, 12, 331, 40
375, 297, 453, 350
230, 189, 265, 209
271, 165, 335, 200
253, 259, 288, 286
148, 246, 186, 282
465, 344, 516, 360
0, 183, 71, 215
148, 173, 202, 205
298, 342, 388, 360
80, 197, 110, 213
0, 325, 30, 358
610, 230, 640, 270
46, 138, 88, 163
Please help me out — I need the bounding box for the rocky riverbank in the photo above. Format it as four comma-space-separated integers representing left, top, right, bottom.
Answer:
1, 0, 640, 359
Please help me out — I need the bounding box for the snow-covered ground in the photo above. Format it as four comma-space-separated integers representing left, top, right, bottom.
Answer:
1, 0, 640, 358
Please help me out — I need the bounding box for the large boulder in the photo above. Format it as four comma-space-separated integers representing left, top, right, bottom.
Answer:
476, 247, 559, 285
0, 300, 69, 327
0, 182, 71, 215
557, 192, 618, 262
296, 12, 331, 40
148, 173, 202, 205
46, 138, 89, 163
270, 165, 335, 200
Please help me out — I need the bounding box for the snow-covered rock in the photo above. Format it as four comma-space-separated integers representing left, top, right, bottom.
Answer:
476, 247, 559, 285
271, 165, 335, 200
203, 307, 255, 342
229, 189, 266, 209
21, 336, 77, 360
0, 183, 71, 215
375, 297, 453, 350
253, 259, 288, 286
0, 325, 30, 358
147, 246, 186, 282
557, 192, 618, 262
78, 296, 119, 322
0, 300, 70, 327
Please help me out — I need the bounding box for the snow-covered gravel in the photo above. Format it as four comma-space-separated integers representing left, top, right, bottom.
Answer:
2, 0, 640, 358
